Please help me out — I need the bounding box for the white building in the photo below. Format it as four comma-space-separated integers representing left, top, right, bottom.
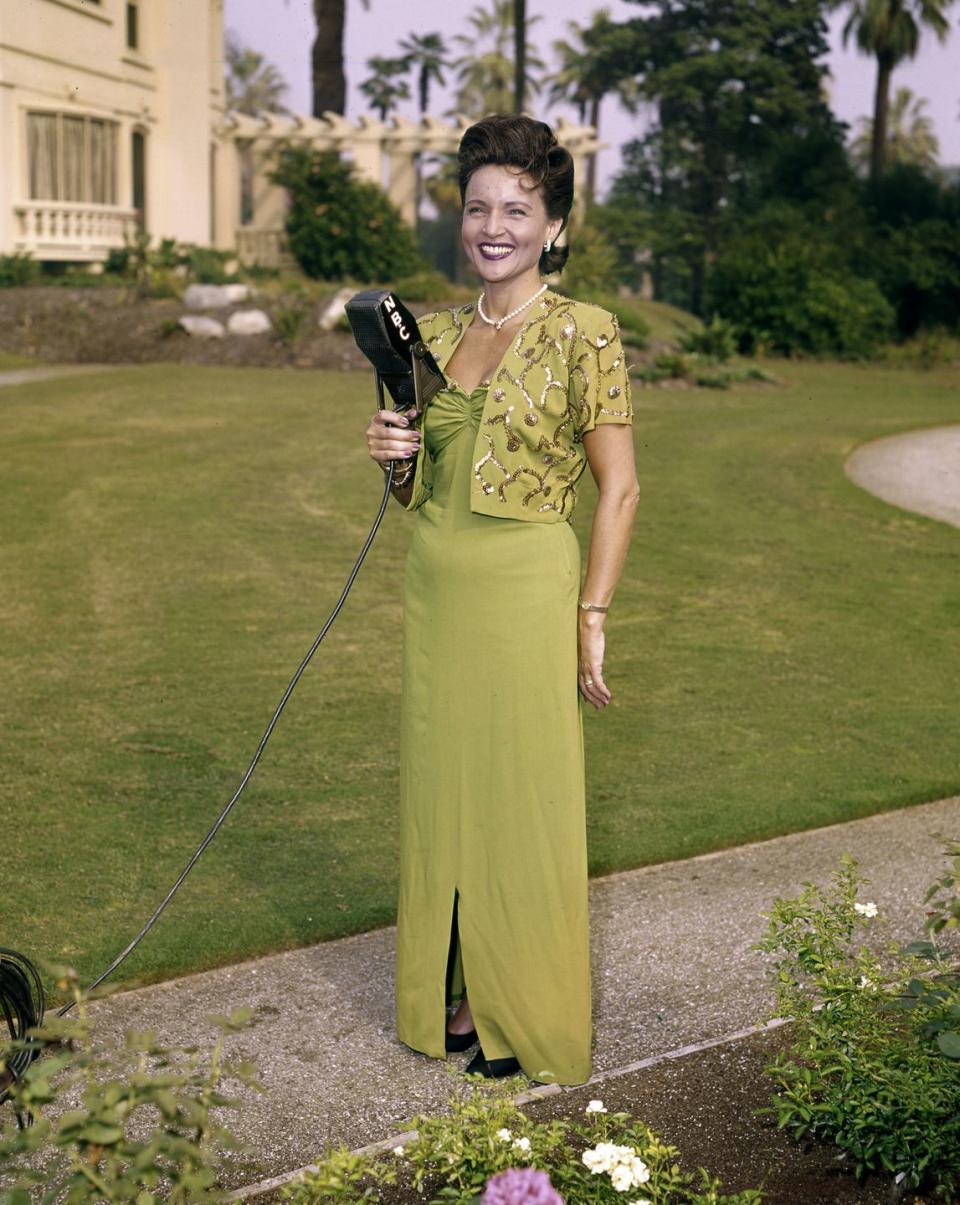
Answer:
0, 0, 227, 263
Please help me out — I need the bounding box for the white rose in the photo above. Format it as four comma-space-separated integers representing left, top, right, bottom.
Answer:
513, 1136, 531, 1153
585, 1099, 607, 1114
582, 1148, 604, 1173
583, 1143, 618, 1174
496, 1128, 512, 1142
610, 1164, 635, 1192
392, 1145, 405, 1157
854, 901, 878, 917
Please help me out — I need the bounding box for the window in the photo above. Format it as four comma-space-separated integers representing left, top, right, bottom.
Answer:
126, 2, 139, 50
131, 129, 146, 225
27, 112, 119, 205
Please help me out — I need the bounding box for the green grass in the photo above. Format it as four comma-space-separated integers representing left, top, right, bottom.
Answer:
1, 360, 958, 996
632, 296, 702, 343
0, 351, 42, 370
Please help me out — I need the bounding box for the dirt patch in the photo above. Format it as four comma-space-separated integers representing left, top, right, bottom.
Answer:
0, 286, 435, 372
521, 1026, 895, 1205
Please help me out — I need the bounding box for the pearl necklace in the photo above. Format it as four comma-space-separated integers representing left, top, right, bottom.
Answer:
477, 283, 548, 330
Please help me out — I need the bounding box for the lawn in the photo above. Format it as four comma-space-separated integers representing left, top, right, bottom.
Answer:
0, 351, 41, 370
1, 358, 958, 995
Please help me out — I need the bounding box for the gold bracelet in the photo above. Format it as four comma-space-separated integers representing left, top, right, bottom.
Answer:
379, 456, 416, 487
578, 601, 609, 613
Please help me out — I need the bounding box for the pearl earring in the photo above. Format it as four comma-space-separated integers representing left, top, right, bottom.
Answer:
543, 239, 553, 253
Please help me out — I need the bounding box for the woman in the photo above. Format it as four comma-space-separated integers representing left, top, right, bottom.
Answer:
365, 115, 639, 1085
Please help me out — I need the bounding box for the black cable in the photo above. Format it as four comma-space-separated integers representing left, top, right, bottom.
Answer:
1, 462, 399, 1109
0, 949, 45, 1128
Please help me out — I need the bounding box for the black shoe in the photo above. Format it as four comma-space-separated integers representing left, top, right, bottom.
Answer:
465, 1049, 521, 1078
445, 1027, 479, 1053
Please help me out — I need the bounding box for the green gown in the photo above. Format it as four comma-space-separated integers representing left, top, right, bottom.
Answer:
395, 379, 592, 1085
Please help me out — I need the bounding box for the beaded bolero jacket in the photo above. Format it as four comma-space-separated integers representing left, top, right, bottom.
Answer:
404, 290, 633, 523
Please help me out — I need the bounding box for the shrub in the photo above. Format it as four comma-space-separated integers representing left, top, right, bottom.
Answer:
0, 967, 260, 1201
753, 848, 960, 1196
180, 244, 236, 285
866, 219, 960, 337
274, 302, 308, 345
288, 1078, 763, 1203
270, 146, 424, 283
0, 253, 39, 288
653, 351, 689, 378
561, 214, 621, 296
679, 318, 736, 362
148, 269, 183, 300
709, 209, 894, 357
103, 246, 130, 276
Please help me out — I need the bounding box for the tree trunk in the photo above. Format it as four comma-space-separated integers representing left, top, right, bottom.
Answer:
312, 0, 346, 117
586, 97, 600, 203
514, 0, 526, 113
871, 54, 893, 181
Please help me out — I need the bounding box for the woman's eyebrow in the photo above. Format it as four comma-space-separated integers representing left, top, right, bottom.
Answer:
465, 197, 532, 208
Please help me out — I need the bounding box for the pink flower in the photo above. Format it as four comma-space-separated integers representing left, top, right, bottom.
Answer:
481, 1167, 564, 1204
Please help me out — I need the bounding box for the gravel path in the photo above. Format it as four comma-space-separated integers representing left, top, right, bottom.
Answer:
846, 424, 960, 529
0, 365, 120, 387
77, 793, 960, 1191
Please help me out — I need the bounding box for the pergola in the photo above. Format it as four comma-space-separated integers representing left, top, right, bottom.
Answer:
215, 111, 603, 268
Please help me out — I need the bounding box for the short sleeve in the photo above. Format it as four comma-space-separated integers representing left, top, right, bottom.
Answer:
569, 308, 633, 438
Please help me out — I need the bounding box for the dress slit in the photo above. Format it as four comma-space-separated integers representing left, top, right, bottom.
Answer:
445, 887, 465, 1008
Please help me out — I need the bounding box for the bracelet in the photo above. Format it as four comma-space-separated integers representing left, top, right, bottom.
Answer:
578, 601, 609, 613
379, 456, 416, 488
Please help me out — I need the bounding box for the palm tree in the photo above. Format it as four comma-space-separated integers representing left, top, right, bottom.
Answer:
359, 56, 411, 123
396, 33, 449, 223
224, 32, 289, 115
514, 0, 526, 113
831, 0, 955, 179
850, 85, 940, 171
311, 0, 370, 117
398, 32, 449, 116
548, 10, 639, 200
450, 0, 544, 118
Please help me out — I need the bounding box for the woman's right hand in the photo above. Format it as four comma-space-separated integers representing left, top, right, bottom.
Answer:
365, 406, 421, 466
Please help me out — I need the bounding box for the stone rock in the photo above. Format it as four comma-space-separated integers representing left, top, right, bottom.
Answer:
227, 308, 272, 336
179, 315, 225, 338
318, 286, 355, 332
184, 283, 250, 309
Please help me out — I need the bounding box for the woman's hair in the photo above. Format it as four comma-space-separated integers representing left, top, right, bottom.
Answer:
457, 115, 575, 276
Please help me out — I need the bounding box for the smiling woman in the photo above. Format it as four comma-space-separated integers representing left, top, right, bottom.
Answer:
364, 114, 641, 1087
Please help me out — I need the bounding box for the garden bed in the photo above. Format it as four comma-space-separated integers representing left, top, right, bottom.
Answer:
0, 285, 378, 371
272, 1024, 896, 1204
0, 285, 674, 375
520, 1025, 893, 1205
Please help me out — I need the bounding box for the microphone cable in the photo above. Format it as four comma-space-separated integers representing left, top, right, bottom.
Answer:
1, 459, 400, 1109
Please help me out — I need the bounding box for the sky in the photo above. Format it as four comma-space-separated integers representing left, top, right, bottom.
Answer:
224, 0, 960, 196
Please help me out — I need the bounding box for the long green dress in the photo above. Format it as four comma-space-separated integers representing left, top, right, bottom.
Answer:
395, 379, 591, 1085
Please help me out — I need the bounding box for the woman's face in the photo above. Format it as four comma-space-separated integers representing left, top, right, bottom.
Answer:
461, 164, 563, 290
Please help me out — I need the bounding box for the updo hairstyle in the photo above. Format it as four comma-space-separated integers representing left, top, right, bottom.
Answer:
457, 115, 575, 276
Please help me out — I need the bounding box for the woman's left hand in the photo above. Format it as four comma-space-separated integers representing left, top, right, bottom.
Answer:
578, 618, 611, 709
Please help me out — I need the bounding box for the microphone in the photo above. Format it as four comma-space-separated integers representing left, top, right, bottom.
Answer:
345, 290, 446, 413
